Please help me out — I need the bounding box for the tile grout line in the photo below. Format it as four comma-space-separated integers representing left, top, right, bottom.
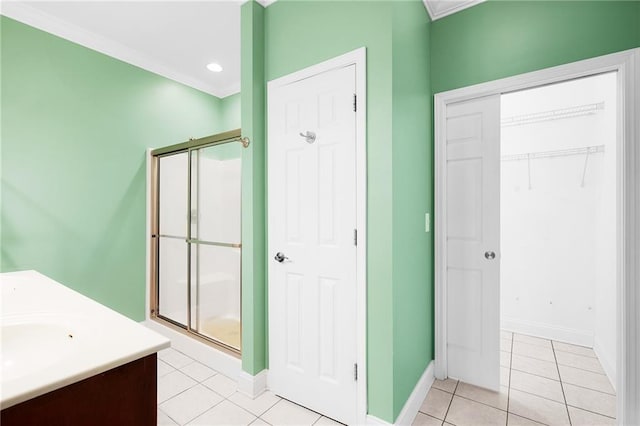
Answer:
444, 334, 547, 425
558, 380, 616, 396
158, 383, 228, 423
453, 392, 508, 413
509, 366, 559, 382
222, 397, 262, 424
442, 380, 460, 423
159, 350, 306, 426
508, 385, 574, 406
510, 362, 605, 382
509, 349, 556, 365
157, 352, 238, 426
553, 363, 607, 375
254, 396, 283, 422
508, 333, 570, 426
565, 403, 617, 420
551, 340, 572, 426
507, 333, 571, 424
158, 406, 181, 426
554, 348, 598, 360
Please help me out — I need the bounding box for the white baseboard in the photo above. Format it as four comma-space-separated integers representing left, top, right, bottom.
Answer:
237, 370, 268, 398
502, 318, 593, 347
144, 320, 241, 380
395, 361, 435, 426
366, 361, 435, 426
593, 338, 616, 392
366, 415, 392, 425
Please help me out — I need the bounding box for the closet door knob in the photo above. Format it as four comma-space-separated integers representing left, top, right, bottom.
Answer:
274, 252, 289, 263
484, 251, 496, 260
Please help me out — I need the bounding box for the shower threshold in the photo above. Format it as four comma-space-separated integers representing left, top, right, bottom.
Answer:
151, 314, 241, 358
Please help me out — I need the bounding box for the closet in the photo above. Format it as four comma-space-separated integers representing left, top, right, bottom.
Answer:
500, 72, 617, 386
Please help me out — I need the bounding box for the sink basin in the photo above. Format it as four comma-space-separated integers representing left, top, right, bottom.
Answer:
0, 270, 170, 410
1, 321, 78, 382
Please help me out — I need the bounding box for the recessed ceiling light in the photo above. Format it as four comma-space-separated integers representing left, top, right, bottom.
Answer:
206, 62, 223, 73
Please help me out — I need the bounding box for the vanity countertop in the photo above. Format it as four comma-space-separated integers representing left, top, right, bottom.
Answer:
0, 270, 170, 409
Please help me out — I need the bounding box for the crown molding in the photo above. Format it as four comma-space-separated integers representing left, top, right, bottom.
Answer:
1, 1, 234, 99
240, 0, 277, 7
256, 0, 277, 7
422, 0, 485, 21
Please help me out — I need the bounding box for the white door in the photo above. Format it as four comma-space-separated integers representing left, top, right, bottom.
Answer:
445, 95, 501, 391
268, 65, 357, 424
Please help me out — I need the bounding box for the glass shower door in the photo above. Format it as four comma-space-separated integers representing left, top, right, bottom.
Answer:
157, 152, 189, 327
153, 132, 244, 353
189, 143, 242, 351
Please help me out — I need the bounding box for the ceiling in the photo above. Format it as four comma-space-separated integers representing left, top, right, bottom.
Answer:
1, 1, 243, 98
1, 0, 483, 99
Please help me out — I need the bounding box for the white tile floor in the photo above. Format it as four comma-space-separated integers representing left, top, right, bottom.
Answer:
413, 331, 616, 426
158, 331, 615, 426
156, 348, 342, 426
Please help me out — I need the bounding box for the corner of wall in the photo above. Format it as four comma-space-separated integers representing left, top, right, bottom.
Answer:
240, 0, 267, 376
390, 0, 434, 419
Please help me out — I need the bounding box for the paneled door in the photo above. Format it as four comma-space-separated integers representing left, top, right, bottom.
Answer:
445, 95, 501, 391
268, 64, 357, 424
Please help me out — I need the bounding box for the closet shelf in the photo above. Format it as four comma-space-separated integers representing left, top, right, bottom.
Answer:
501, 144, 605, 162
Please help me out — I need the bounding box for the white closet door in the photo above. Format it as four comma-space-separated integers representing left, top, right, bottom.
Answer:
446, 95, 501, 391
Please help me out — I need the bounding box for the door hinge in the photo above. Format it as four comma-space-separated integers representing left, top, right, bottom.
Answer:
353, 229, 358, 246
353, 93, 357, 112
354, 363, 358, 381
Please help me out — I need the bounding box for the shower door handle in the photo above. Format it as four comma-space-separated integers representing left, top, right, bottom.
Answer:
274, 252, 289, 263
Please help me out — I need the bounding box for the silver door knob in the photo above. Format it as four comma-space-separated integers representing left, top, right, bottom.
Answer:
299, 131, 316, 144
484, 251, 496, 260
274, 252, 289, 263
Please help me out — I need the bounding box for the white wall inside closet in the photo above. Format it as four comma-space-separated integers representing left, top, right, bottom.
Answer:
500, 72, 617, 386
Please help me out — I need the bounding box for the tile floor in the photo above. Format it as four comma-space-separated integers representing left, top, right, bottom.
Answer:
156, 347, 342, 426
413, 331, 616, 426
158, 331, 615, 426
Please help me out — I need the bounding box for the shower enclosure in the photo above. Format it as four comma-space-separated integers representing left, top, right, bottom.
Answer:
150, 130, 246, 354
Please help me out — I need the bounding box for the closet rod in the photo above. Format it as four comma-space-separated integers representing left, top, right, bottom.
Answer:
501, 144, 605, 162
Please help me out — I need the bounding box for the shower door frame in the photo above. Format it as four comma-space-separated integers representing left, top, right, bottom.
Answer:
149, 129, 247, 357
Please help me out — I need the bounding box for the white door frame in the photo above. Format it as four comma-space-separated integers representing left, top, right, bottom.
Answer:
266, 47, 367, 424
434, 48, 640, 425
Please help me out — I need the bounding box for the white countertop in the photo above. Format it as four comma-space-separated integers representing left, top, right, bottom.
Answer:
0, 270, 170, 409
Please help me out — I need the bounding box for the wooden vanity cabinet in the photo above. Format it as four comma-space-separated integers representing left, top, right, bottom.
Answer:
1, 354, 157, 426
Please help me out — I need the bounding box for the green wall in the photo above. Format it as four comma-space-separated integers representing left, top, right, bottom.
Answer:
391, 2, 433, 417
220, 92, 241, 131
240, 0, 267, 375
245, 0, 433, 422
431, 0, 640, 94
0, 17, 225, 320
264, 0, 397, 419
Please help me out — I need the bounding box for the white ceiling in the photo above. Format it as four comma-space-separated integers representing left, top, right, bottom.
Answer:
1, 1, 242, 98
1, 1, 483, 99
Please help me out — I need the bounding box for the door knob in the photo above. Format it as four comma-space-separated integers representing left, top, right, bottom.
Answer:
274, 252, 289, 263
299, 131, 316, 144
484, 251, 496, 260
